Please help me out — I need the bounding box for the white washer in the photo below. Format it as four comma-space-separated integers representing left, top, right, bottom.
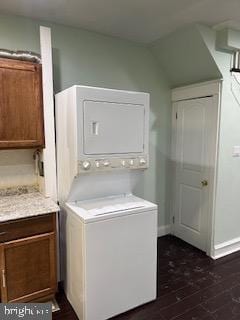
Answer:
64, 194, 158, 320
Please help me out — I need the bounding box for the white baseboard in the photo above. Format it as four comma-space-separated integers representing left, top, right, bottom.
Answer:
212, 236, 240, 259
158, 224, 171, 237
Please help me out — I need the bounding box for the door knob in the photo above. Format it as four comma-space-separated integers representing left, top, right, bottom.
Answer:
201, 180, 208, 187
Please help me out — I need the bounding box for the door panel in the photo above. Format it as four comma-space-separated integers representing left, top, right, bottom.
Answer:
182, 104, 205, 172
174, 97, 215, 251
179, 184, 201, 232
1, 233, 56, 302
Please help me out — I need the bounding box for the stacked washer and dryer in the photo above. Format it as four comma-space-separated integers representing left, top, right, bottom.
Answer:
55, 86, 158, 320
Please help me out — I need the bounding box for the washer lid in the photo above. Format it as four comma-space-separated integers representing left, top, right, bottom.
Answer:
65, 194, 157, 223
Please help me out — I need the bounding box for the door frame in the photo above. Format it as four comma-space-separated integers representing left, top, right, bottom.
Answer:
170, 80, 222, 257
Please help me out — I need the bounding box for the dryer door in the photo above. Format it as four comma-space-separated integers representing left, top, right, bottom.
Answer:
83, 100, 145, 155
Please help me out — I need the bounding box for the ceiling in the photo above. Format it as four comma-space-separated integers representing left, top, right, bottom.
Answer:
0, 0, 240, 43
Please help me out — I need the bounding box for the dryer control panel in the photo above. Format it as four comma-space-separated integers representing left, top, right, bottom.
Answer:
78, 155, 148, 174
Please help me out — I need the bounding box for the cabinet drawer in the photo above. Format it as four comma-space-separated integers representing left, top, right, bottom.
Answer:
0, 213, 56, 243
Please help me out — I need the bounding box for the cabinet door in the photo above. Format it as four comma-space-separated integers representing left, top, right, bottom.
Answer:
0, 58, 45, 149
0, 232, 56, 303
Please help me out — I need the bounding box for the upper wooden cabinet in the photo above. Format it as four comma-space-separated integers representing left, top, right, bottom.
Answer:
0, 58, 45, 149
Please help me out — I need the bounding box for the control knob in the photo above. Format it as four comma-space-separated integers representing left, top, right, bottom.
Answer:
121, 160, 126, 167
139, 158, 147, 166
129, 159, 134, 166
95, 161, 100, 168
82, 160, 91, 170
103, 160, 110, 167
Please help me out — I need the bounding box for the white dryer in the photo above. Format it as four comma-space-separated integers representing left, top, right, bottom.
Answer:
64, 194, 157, 320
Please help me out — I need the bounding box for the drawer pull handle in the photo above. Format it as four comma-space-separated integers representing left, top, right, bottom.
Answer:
2, 270, 6, 288
0, 232, 7, 236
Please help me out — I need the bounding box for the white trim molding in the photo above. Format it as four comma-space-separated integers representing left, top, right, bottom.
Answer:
212, 237, 240, 260
40, 26, 57, 201
172, 79, 222, 102
158, 225, 171, 237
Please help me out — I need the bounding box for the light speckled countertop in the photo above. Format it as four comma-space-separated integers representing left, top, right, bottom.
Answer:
0, 185, 59, 222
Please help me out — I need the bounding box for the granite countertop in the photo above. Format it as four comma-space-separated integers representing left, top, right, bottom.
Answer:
0, 185, 59, 222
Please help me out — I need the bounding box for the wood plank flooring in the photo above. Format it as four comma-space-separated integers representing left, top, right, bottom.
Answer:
53, 235, 240, 320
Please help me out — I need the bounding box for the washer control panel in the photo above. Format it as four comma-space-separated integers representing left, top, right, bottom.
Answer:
78, 156, 148, 174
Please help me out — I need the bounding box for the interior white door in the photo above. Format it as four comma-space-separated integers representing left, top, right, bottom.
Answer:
173, 96, 216, 252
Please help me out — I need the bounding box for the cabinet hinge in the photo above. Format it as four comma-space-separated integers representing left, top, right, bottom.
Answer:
176, 112, 178, 120
172, 216, 175, 224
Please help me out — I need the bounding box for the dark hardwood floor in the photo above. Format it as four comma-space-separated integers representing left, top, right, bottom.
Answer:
53, 235, 240, 320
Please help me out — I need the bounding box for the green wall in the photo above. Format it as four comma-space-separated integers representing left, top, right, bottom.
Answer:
151, 21, 240, 247
151, 25, 222, 88
0, 13, 172, 228
199, 25, 240, 245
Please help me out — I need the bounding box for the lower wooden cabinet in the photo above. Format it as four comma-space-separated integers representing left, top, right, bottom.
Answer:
0, 213, 57, 303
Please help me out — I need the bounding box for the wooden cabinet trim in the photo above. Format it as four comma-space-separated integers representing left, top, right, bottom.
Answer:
0, 58, 38, 72
0, 245, 7, 302
3, 231, 55, 248
0, 140, 43, 149
8, 288, 55, 303
49, 230, 57, 291
0, 213, 56, 243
